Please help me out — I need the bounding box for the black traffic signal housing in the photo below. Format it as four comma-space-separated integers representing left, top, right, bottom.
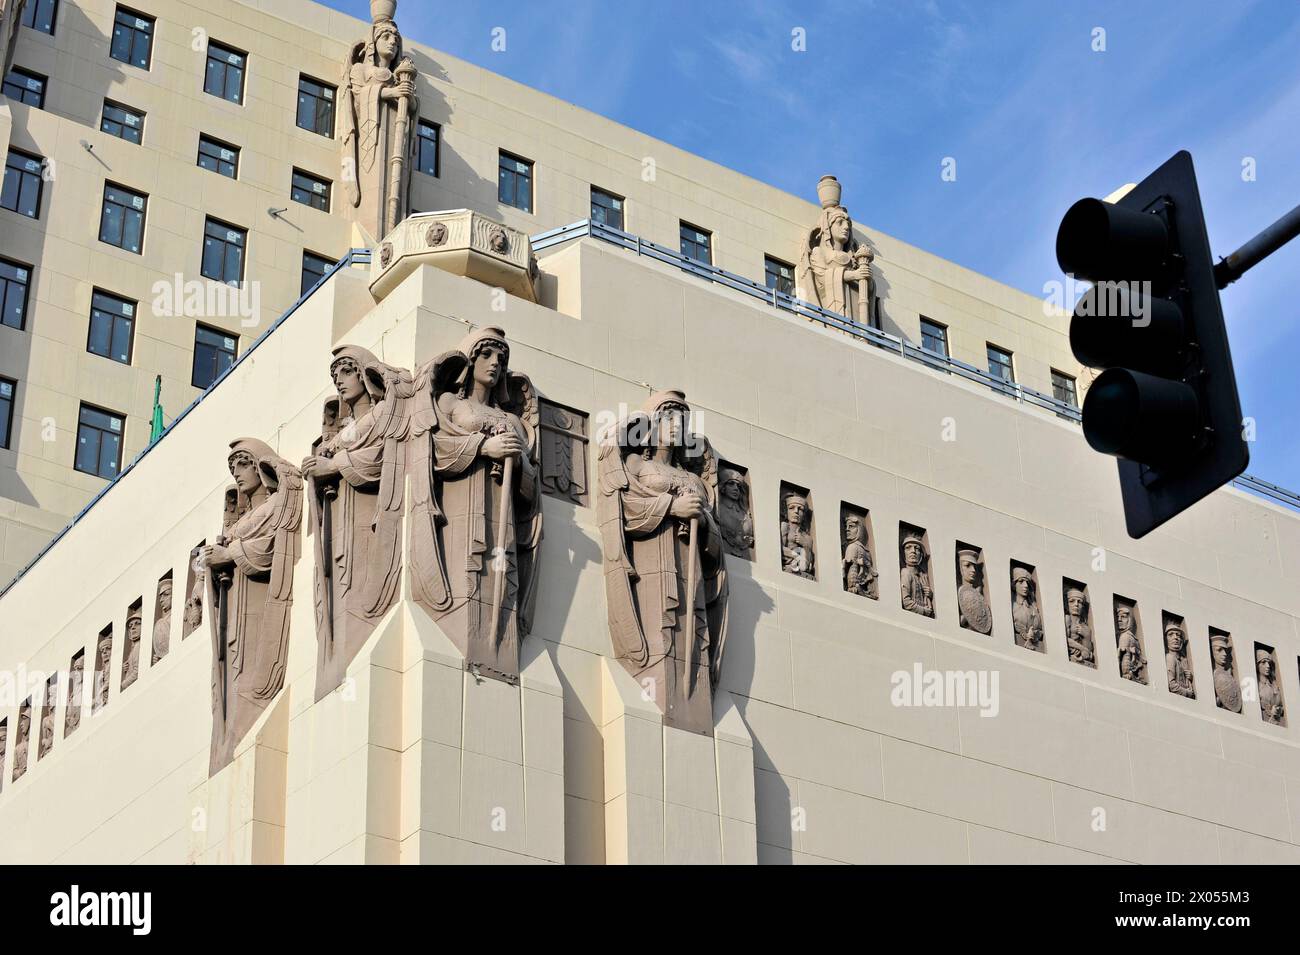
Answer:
1055, 150, 1248, 538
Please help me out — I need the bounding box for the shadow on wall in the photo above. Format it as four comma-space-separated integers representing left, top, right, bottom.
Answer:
402, 52, 495, 219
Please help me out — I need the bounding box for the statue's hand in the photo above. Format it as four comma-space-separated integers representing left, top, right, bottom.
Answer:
671, 491, 703, 520
483, 432, 523, 461
848, 264, 872, 282
303, 455, 341, 480
200, 544, 233, 569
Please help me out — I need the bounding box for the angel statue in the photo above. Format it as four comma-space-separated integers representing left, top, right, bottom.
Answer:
302, 345, 431, 699
341, 0, 419, 240
415, 326, 542, 684
796, 175, 874, 324
597, 390, 730, 735
197, 438, 302, 775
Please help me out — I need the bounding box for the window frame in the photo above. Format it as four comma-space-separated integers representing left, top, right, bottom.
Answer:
290, 168, 331, 212
764, 254, 796, 297
679, 221, 713, 266
296, 75, 336, 138
416, 119, 440, 177
86, 289, 137, 365
98, 182, 148, 254
21, 0, 58, 35
74, 402, 125, 480
919, 317, 949, 358
497, 150, 534, 213
0, 257, 32, 331
986, 343, 1016, 383
203, 40, 247, 105
0, 376, 15, 451
1051, 368, 1079, 408
191, 323, 239, 390
196, 134, 240, 179
109, 6, 155, 70
301, 250, 337, 297
201, 216, 247, 286
2, 148, 46, 219
100, 99, 146, 145
590, 186, 624, 231
3, 67, 47, 108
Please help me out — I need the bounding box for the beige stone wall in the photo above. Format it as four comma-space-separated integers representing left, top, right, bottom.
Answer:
1, 0, 1083, 586
0, 246, 1296, 864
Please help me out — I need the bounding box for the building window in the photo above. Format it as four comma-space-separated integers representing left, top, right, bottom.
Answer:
301, 250, 336, 296
110, 7, 154, 70
3, 68, 47, 108
920, 318, 949, 357
75, 404, 124, 479
203, 41, 246, 104
99, 183, 146, 253
197, 135, 239, 178
680, 222, 712, 265
1051, 369, 1078, 407
21, 0, 57, 34
590, 187, 624, 230
2, 149, 45, 219
764, 255, 795, 296
987, 344, 1015, 383
296, 76, 335, 137
497, 151, 533, 213
1, 258, 31, 330
87, 290, 136, 364
290, 169, 331, 212
192, 324, 237, 389
0, 378, 14, 450
201, 217, 246, 285
416, 120, 439, 176
100, 100, 145, 144
86, 290, 136, 365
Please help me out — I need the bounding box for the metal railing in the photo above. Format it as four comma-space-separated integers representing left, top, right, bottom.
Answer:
534, 219, 1300, 512
0, 250, 373, 601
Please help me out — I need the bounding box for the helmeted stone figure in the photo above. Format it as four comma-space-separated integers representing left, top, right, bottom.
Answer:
122, 606, 143, 690
780, 492, 815, 579
12, 702, 30, 782
899, 530, 934, 618
341, 0, 418, 240
842, 512, 877, 598
151, 578, 173, 665
1064, 586, 1095, 666
797, 175, 874, 324
418, 326, 543, 683
38, 685, 55, 759
199, 438, 302, 774
1115, 603, 1146, 683
597, 390, 729, 735
1257, 647, 1286, 725
1164, 621, 1194, 698
304, 345, 424, 698
956, 548, 992, 634
1211, 633, 1241, 713
717, 467, 754, 560
1010, 566, 1044, 651
64, 653, 84, 736
93, 632, 112, 711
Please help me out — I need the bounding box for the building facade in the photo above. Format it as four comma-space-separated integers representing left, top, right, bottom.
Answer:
0, 0, 1297, 865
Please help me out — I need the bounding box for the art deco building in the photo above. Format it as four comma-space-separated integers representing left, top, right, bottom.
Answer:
0, 0, 1297, 865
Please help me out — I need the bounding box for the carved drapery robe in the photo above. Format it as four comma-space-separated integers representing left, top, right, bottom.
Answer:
1117, 629, 1146, 682
1260, 674, 1285, 725
1167, 651, 1194, 697
843, 537, 877, 597
1066, 616, 1095, 666
1012, 597, 1044, 650
900, 566, 933, 617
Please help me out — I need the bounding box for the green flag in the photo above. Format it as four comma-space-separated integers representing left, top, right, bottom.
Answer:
150, 375, 165, 443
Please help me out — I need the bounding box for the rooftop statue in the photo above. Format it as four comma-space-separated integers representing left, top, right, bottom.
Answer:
797, 175, 874, 324
342, 0, 418, 240
597, 391, 729, 734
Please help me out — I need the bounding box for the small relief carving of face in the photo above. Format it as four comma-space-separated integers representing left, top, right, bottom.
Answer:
126, 617, 142, 645
1066, 592, 1085, 617
960, 556, 979, 586
844, 515, 860, 542
1014, 576, 1030, 598
18, 712, 30, 739
1213, 645, 1230, 668
473, 344, 506, 391
785, 498, 807, 527
903, 541, 923, 567
158, 581, 173, 615
722, 478, 742, 502
229, 453, 261, 496
488, 227, 509, 254
375, 27, 398, 64
1165, 629, 1184, 653
333, 359, 367, 404
1115, 606, 1131, 632
656, 408, 685, 449
97, 641, 112, 668
1258, 656, 1274, 679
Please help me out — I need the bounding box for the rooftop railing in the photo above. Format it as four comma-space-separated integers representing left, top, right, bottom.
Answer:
535, 218, 1300, 514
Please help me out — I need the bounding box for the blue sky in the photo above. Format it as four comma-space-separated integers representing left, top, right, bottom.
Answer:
324, 0, 1300, 490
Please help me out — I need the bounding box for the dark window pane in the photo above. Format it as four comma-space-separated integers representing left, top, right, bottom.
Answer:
202, 219, 246, 285
301, 251, 336, 296
416, 120, 439, 176
765, 256, 795, 296
197, 136, 239, 178
291, 170, 330, 211
3, 151, 44, 218
3, 69, 46, 108
0, 378, 14, 449
76, 405, 124, 478
920, 319, 948, 357
297, 77, 335, 137
591, 188, 623, 230
987, 345, 1014, 382
111, 9, 153, 69
22, 0, 58, 34
0, 259, 30, 330
192, 325, 238, 389
498, 152, 533, 213
101, 101, 144, 144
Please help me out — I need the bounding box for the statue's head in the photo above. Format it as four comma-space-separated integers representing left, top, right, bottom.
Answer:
126, 610, 143, 645
785, 495, 807, 527
330, 345, 385, 408
1012, 566, 1033, 597
158, 578, 173, 615
720, 469, 744, 501
843, 513, 862, 541
17, 708, 30, 738
367, 17, 402, 68
815, 205, 854, 252
958, 549, 981, 586
1115, 604, 1132, 632
902, 532, 925, 567
227, 438, 282, 497
1256, 648, 1274, 679
457, 326, 511, 397
97, 638, 112, 668
1164, 622, 1185, 654
1211, 635, 1231, 667
640, 390, 691, 453
1065, 587, 1087, 617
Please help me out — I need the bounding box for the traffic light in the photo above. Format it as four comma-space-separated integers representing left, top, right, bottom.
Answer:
1055, 150, 1248, 538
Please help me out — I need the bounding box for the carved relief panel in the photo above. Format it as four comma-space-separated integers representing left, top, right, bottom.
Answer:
840, 503, 877, 598
12, 698, 30, 782
1062, 578, 1096, 668
1209, 628, 1241, 713
92, 625, 113, 713
1009, 561, 1044, 652
182, 542, 205, 639
1163, 612, 1195, 699
121, 597, 143, 691
718, 462, 756, 561
1113, 595, 1148, 684
1255, 643, 1286, 726
64, 649, 85, 737
779, 482, 816, 580
152, 572, 173, 665
898, 523, 934, 618
954, 542, 992, 634
538, 398, 590, 505
37, 675, 56, 761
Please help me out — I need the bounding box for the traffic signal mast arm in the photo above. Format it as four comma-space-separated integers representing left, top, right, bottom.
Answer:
1214, 202, 1300, 290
